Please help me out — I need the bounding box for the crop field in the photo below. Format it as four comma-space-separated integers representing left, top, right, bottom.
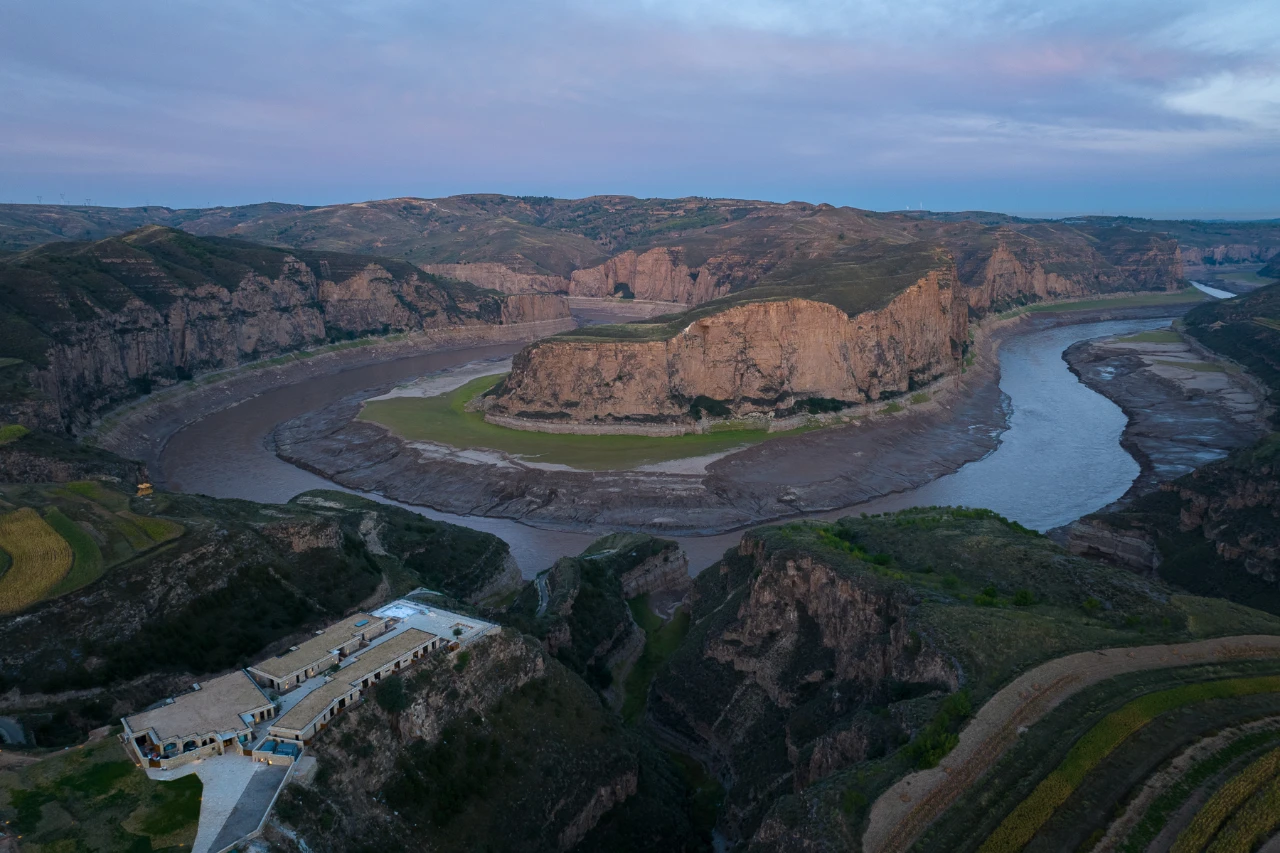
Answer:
0, 507, 73, 614
118, 510, 184, 543
43, 507, 104, 597
0, 733, 202, 851
909, 659, 1280, 853
978, 676, 1280, 853
1118, 728, 1280, 853
1173, 745, 1280, 853
0, 481, 188, 612
358, 374, 802, 470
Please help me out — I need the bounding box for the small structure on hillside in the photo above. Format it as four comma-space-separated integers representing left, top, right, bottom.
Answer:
135, 482, 153, 497
122, 671, 274, 769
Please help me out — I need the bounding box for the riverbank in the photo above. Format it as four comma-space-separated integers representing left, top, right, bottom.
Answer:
90, 317, 575, 480
1063, 327, 1269, 504
273, 302, 1199, 535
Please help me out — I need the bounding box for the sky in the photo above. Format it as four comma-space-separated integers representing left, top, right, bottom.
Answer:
1, 0, 1278, 218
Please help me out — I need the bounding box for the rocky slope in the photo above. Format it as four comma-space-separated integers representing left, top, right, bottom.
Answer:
504, 533, 690, 690
0, 456, 517, 744
271, 629, 708, 853
0, 226, 567, 428
488, 261, 965, 422
485, 225, 1171, 425
647, 510, 1263, 845
1070, 281, 1280, 612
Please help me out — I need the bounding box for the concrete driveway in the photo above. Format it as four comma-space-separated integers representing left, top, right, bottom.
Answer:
147, 751, 289, 853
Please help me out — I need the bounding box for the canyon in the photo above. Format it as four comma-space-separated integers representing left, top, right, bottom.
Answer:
0, 226, 569, 430
3, 196, 1280, 853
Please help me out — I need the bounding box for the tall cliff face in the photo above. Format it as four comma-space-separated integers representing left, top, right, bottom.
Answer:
0, 227, 568, 427
649, 527, 958, 838
490, 265, 964, 422
271, 630, 646, 853
427, 248, 737, 305
569, 247, 731, 304
649, 511, 1253, 847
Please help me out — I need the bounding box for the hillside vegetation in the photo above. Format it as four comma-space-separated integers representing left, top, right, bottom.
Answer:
0, 457, 518, 747
1082, 280, 1280, 611
645, 509, 1280, 845
0, 733, 202, 852
0, 225, 561, 428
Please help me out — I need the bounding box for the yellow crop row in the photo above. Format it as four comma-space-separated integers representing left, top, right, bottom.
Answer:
1175, 748, 1280, 853
0, 507, 74, 614
1203, 774, 1280, 853
978, 676, 1280, 853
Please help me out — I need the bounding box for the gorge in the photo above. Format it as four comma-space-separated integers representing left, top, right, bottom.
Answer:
3, 196, 1280, 853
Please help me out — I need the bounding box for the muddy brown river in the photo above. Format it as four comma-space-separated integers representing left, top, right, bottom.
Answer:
159, 317, 1173, 576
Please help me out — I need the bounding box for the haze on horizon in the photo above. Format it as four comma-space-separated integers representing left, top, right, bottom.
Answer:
2, 0, 1277, 220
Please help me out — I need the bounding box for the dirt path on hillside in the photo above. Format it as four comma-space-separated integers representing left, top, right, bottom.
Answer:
863, 635, 1280, 853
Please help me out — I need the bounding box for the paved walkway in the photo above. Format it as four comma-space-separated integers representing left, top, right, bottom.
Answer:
208, 765, 289, 853
146, 751, 287, 853
862, 635, 1280, 853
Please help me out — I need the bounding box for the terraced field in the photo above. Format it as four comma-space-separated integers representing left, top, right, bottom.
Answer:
0, 481, 187, 614
0, 507, 73, 613
863, 636, 1280, 853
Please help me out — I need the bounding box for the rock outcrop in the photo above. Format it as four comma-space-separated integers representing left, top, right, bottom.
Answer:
490, 265, 965, 423
0, 227, 569, 428
569, 247, 730, 304
419, 262, 570, 294
1067, 518, 1162, 572
650, 528, 959, 838
618, 542, 692, 598
273, 630, 646, 853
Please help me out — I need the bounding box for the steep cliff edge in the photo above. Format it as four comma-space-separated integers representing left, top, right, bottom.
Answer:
271, 629, 708, 853
0, 226, 568, 428
648, 510, 1251, 843
487, 223, 1185, 428
489, 257, 966, 423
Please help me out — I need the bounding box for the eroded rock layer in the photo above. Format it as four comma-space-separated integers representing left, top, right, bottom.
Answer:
0, 226, 568, 427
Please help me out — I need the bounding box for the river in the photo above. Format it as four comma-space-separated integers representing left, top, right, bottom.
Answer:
159, 316, 1172, 576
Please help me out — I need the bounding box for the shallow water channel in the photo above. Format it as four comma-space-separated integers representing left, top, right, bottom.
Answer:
160, 317, 1171, 576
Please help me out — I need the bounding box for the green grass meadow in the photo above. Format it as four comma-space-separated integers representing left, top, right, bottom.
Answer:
358, 374, 796, 470
0, 734, 202, 852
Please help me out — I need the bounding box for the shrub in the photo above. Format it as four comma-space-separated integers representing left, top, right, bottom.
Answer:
905, 690, 972, 769
1013, 589, 1036, 606
0, 423, 30, 445
453, 651, 472, 672
376, 675, 410, 714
